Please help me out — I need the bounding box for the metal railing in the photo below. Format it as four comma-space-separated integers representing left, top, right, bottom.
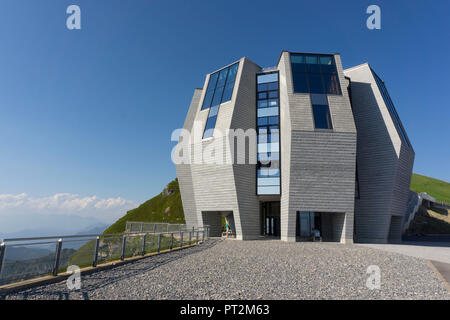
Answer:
125, 222, 188, 233
0, 225, 209, 286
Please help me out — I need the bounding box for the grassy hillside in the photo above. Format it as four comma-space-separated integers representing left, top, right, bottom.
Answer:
410, 173, 450, 203
407, 206, 450, 234
103, 178, 184, 234
68, 179, 184, 266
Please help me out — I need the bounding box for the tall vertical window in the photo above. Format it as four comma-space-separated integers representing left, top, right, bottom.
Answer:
290, 53, 341, 95
257, 72, 280, 195
310, 93, 333, 130
202, 62, 239, 139
371, 69, 412, 148
312, 104, 333, 129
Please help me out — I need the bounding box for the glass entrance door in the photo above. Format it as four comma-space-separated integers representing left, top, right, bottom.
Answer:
297, 211, 315, 238
265, 216, 277, 236
261, 202, 280, 236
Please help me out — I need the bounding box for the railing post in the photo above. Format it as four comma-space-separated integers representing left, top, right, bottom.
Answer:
141, 234, 147, 256
93, 236, 100, 267
180, 232, 183, 248
53, 239, 63, 276
189, 231, 192, 245
202, 230, 205, 242
153, 224, 157, 233
170, 233, 174, 250
196, 231, 199, 244
0, 242, 6, 279
157, 233, 161, 253
121, 236, 126, 261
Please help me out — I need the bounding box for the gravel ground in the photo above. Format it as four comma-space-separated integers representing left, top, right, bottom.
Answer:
2, 239, 449, 300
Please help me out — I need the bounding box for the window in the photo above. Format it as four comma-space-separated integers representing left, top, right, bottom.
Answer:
201, 62, 239, 110
371, 69, 412, 148
290, 53, 341, 95
256, 72, 281, 195
202, 115, 217, 139
308, 73, 325, 94
201, 62, 240, 139
312, 105, 333, 129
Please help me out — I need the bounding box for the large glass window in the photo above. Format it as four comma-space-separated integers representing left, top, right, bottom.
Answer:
201, 62, 240, 139
257, 72, 281, 195
201, 63, 239, 110
371, 69, 411, 148
290, 53, 341, 95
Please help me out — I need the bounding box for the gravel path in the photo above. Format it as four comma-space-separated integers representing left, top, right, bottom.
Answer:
2, 239, 449, 300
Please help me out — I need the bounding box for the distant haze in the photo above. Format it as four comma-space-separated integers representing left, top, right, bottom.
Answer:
0, 193, 136, 237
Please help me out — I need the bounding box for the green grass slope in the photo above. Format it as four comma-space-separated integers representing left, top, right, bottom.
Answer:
68, 179, 184, 266
410, 173, 450, 203
103, 178, 184, 234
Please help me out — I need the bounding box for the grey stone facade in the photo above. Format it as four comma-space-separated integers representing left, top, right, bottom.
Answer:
175, 52, 414, 244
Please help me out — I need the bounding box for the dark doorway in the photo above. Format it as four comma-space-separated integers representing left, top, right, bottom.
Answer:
261, 202, 280, 237
296, 211, 322, 240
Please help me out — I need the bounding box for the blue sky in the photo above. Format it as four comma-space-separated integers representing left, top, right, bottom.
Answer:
0, 0, 449, 229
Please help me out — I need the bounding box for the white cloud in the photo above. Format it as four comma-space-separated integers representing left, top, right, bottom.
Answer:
0, 193, 138, 230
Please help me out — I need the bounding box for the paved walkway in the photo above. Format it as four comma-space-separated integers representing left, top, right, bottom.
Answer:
356, 242, 450, 264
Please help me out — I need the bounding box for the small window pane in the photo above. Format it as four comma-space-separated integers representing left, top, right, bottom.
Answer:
306, 55, 321, 72
203, 115, 217, 139
305, 55, 318, 64
292, 72, 308, 93
257, 185, 280, 195
321, 64, 337, 74
258, 169, 280, 178
268, 116, 279, 125
313, 105, 333, 129
257, 117, 268, 126
269, 133, 279, 143
310, 93, 328, 105
257, 83, 268, 92
209, 105, 219, 117
221, 82, 234, 102
258, 73, 278, 84
319, 56, 332, 65
257, 107, 278, 117
206, 73, 219, 91
258, 92, 267, 100
201, 90, 214, 110
268, 99, 278, 107
226, 63, 239, 83
258, 131, 268, 143
267, 82, 278, 91
308, 73, 325, 94
323, 73, 341, 95
290, 54, 304, 64
258, 100, 268, 108
268, 91, 278, 98
216, 68, 229, 88
292, 62, 306, 73
211, 85, 224, 106
258, 177, 281, 186
269, 152, 279, 160
320, 56, 337, 73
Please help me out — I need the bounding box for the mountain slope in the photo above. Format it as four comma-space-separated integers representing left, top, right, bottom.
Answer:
410, 173, 450, 203
103, 179, 184, 234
